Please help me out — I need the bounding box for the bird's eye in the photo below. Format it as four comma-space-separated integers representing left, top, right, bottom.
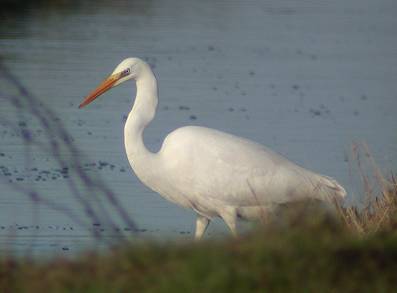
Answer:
121, 68, 130, 77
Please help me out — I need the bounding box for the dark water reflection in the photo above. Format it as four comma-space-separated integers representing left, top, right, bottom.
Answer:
0, 0, 396, 255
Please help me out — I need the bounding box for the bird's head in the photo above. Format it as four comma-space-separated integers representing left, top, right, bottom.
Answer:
79, 57, 145, 108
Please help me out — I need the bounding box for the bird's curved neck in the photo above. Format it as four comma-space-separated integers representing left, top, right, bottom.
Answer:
124, 69, 158, 172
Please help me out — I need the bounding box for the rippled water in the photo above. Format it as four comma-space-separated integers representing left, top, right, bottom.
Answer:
0, 0, 396, 255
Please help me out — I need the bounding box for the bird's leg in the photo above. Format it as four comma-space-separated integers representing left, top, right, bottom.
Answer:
220, 208, 238, 237
195, 215, 210, 240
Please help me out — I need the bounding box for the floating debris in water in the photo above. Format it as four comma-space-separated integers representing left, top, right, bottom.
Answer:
310, 109, 321, 116
309, 104, 330, 118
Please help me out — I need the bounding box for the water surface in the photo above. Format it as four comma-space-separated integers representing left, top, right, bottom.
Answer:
1, 0, 396, 255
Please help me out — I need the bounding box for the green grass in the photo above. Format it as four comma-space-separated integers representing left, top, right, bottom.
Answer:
1, 208, 397, 292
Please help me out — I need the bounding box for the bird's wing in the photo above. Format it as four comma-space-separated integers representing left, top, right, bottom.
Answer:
176, 127, 304, 206
161, 126, 344, 209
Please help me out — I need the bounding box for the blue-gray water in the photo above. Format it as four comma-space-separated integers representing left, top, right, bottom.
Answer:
0, 0, 396, 255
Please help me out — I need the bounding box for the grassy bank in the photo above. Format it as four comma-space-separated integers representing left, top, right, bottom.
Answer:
1, 213, 397, 292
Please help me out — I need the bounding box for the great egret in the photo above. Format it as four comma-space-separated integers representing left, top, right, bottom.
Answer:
79, 58, 346, 239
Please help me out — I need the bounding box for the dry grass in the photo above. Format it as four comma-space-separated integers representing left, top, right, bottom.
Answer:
335, 143, 397, 235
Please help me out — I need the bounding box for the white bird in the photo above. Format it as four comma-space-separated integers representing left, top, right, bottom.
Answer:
79, 58, 346, 239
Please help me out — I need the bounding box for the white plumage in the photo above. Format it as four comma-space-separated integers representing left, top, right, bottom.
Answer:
79, 58, 346, 239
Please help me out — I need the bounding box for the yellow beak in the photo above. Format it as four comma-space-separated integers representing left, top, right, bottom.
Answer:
79, 72, 123, 108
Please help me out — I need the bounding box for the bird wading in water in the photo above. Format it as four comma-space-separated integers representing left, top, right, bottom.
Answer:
79, 58, 346, 239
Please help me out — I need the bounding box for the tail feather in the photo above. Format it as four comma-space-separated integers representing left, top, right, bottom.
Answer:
317, 175, 347, 200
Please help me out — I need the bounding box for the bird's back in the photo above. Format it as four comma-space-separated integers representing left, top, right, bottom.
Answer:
155, 126, 345, 217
